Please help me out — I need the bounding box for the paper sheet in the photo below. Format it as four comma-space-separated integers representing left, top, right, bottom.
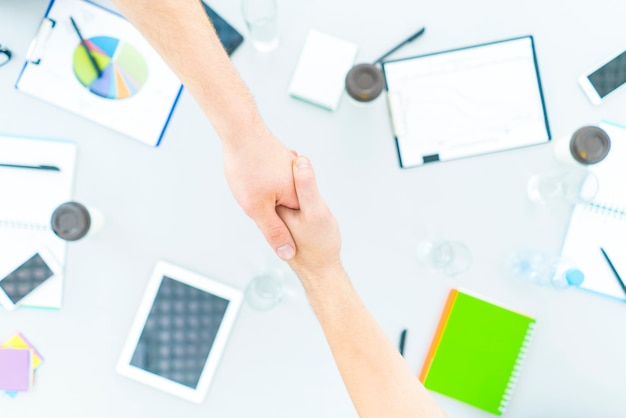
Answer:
15, 0, 182, 146
288, 30, 358, 111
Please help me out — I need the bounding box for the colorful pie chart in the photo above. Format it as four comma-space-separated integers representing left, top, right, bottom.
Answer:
72, 36, 148, 100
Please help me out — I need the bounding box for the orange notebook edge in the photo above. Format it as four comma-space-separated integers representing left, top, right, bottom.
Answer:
419, 289, 458, 382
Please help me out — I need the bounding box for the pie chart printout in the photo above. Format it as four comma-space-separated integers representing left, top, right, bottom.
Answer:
72, 36, 149, 100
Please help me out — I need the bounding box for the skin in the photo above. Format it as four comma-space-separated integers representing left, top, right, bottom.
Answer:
111, 0, 299, 260
277, 157, 448, 418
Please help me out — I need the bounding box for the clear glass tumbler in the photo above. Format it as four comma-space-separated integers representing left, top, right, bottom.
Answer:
417, 240, 472, 277
244, 268, 285, 311
241, 0, 279, 52
527, 169, 599, 205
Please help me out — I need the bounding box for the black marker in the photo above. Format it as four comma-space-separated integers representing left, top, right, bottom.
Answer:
0, 163, 60, 171
398, 329, 407, 356
600, 247, 626, 298
373, 27, 426, 64
70, 16, 102, 78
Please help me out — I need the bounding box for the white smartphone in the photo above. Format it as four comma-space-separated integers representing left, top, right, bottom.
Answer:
117, 261, 242, 403
578, 48, 626, 105
0, 249, 61, 311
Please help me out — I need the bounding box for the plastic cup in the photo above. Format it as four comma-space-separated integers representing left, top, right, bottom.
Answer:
553, 125, 611, 166
345, 63, 385, 104
50, 201, 104, 241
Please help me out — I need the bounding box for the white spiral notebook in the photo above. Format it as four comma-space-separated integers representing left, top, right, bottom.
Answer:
561, 121, 626, 301
0, 134, 77, 309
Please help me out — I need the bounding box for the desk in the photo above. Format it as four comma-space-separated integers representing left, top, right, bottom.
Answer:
1, 0, 625, 416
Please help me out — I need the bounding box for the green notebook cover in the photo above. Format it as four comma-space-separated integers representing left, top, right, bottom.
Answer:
420, 289, 536, 415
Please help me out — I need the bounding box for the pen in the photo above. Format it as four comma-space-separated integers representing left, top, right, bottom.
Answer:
0, 163, 60, 171
398, 328, 407, 356
69, 16, 102, 78
600, 247, 626, 298
373, 27, 426, 64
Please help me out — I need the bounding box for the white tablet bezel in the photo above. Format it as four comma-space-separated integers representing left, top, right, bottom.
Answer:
578, 48, 626, 105
116, 261, 242, 403
0, 248, 62, 311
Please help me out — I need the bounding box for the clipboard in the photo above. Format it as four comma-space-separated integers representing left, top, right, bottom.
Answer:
382, 36, 551, 168
15, 0, 183, 147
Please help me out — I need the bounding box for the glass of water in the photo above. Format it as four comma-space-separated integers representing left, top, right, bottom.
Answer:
417, 240, 472, 277
241, 0, 279, 52
527, 168, 599, 205
244, 268, 286, 311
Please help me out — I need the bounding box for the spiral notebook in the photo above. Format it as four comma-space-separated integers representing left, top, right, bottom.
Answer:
0, 134, 77, 310
420, 289, 536, 415
560, 121, 626, 301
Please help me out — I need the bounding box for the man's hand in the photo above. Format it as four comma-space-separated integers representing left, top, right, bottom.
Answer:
223, 128, 300, 260
276, 156, 342, 280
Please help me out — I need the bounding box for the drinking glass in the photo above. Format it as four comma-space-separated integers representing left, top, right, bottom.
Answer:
241, 0, 279, 52
527, 169, 599, 205
417, 240, 472, 277
244, 268, 285, 310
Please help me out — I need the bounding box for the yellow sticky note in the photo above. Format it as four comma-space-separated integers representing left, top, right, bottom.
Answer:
2, 333, 43, 370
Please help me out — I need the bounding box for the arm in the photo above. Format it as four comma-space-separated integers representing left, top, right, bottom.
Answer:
276, 157, 447, 418
110, 0, 298, 260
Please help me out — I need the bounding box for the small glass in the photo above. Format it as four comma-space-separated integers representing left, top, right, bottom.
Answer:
417, 240, 472, 277
527, 169, 599, 205
241, 0, 279, 52
244, 268, 286, 311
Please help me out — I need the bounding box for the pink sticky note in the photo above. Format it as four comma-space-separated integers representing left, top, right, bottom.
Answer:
0, 349, 31, 391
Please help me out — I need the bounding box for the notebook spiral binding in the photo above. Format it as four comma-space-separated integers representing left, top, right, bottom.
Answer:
587, 202, 626, 219
0, 219, 50, 231
498, 321, 536, 414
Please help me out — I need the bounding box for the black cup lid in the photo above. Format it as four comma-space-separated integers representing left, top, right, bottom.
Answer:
345, 63, 385, 102
570, 126, 611, 165
51, 201, 91, 241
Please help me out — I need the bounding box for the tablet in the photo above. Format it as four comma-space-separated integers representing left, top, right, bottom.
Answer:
117, 261, 242, 403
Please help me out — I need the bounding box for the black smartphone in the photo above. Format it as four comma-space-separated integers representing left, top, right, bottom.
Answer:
201, 2, 244, 55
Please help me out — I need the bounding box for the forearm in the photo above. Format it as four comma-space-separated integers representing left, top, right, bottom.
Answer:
111, 0, 264, 144
300, 267, 447, 418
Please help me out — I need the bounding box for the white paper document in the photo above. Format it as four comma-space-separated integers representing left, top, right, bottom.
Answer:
383, 36, 550, 167
289, 30, 358, 111
15, 0, 182, 146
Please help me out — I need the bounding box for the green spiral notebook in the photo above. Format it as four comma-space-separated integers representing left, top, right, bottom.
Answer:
420, 289, 536, 415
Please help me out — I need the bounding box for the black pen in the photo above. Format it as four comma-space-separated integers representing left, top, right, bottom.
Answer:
0, 163, 60, 171
69, 16, 102, 78
373, 27, 426, 64
398, 329, 407, 356
600, 247, 626, 298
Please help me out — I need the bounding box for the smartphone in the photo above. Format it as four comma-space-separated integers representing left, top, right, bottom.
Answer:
201, 2, 244, 55
0, 250, 60, 311
578, 48, 626, 105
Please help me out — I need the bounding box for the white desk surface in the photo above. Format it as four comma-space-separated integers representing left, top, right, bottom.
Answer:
1, 0, 626, 417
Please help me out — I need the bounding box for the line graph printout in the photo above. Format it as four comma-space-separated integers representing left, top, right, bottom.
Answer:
383, 36, 550, 168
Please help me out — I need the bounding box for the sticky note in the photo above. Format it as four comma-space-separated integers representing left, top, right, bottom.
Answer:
0, 348, 31, 391
2, 333, 43, 370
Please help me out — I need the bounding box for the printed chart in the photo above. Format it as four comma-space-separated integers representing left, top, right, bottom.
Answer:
72, 36, 148, 99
